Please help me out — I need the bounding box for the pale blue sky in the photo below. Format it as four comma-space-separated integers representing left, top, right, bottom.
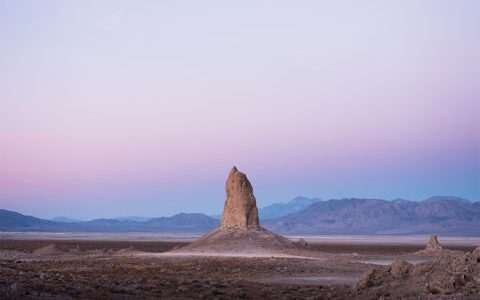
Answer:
1, 1, 479, 219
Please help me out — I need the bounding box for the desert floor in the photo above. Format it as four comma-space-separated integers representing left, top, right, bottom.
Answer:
0, 233, 478, 299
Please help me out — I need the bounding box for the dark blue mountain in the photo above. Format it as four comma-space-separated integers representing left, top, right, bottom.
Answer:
264, 196, 480, 236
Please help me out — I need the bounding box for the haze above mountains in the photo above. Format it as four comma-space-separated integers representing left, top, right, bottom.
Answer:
1, 196, 479, 236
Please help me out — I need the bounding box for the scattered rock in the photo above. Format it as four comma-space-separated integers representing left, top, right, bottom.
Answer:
176, 285, 189, 293
389, 261, 411, 279
10, 282, 24, 294
115, 247, 136, 255
472, 246, 480, 261
0, 250, 24, 261
355, 268, 385, 290
210, 288, 226, 296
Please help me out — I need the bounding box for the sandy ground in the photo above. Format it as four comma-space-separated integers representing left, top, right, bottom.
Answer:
0, 233, 478, 299
138, 251, 325, 260
0, 232, 202, 242
2, 232, 479, 245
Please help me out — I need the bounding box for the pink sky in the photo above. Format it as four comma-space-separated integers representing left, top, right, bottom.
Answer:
0, 1, 479, 219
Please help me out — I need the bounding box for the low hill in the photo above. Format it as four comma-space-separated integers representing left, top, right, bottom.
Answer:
0, 209, 63, 231
0, 210, 218, 233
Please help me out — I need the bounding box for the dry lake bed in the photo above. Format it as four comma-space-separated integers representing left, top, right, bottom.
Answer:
1, 233, 479, 299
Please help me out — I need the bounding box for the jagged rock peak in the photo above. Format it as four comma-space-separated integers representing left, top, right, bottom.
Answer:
426, 235, 442, 251
220, 166, 260, 230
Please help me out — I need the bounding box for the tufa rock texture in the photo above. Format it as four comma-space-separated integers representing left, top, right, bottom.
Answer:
425, 235, 442, 251
220, 166, 260, 230
354, 247, 480, 298
177, 167, 306, 254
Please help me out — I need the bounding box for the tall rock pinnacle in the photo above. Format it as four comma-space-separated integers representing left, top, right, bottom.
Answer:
220, 166, 260, 230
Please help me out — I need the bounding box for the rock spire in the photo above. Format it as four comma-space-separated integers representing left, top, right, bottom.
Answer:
220, 166, 260, 230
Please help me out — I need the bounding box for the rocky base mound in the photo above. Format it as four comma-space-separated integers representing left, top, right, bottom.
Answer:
354, 246, 480, 298
176, 227, 306, 255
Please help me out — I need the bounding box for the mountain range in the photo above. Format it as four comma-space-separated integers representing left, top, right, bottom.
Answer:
259, 196, 321, 219
264, 196, 480, 236
0, 211, 219, 233
1, 196, 479, 236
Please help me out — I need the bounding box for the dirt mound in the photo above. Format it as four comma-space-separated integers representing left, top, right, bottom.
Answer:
354, 246, 480, 298
177, 228, 304, 254
32, 244, 63, 256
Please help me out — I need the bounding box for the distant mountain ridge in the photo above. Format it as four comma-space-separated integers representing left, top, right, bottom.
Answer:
0, 210, 218, 233
113, 216, 152, 222
1, 196, 479, 236
52, 216, 83, 223
0, 210, 61, 231
264, 196, 480, 236
259, 196, 321, 219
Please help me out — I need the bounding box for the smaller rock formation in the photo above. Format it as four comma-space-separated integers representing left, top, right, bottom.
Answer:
354, 246, 480, 298
355, 268, 385, 290
297, 238, 308, 247
355, 261, 412, 291
425, 235, 442, 251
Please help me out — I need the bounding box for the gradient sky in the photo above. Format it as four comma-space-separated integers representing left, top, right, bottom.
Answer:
1, 1, 479, 219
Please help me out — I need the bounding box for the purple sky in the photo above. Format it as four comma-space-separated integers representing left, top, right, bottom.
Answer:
1, 1, 479, 219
